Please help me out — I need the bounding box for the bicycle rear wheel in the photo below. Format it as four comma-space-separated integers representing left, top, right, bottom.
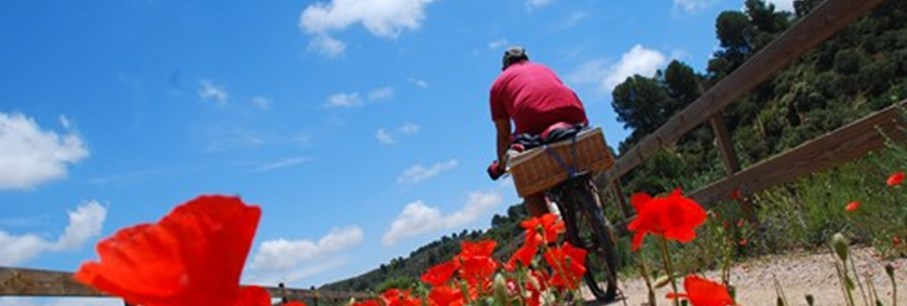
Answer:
561, 180, 619, 302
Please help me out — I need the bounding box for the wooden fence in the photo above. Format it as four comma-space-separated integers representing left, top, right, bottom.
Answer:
593, 0, 893, 223
0, 0, 901, 302
0, 266, 370, 305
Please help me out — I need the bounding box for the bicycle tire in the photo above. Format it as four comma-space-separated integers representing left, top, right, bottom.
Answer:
562, 181, 619, 302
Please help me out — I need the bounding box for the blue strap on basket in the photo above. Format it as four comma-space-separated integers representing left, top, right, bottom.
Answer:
543, 133, 580, 178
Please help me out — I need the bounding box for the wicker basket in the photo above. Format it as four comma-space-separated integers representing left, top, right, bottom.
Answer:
507, 127, 614, 197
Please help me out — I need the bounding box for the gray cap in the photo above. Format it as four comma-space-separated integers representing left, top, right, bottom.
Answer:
502, 46, 529, 70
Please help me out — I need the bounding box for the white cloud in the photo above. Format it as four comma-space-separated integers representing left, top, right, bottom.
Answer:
397, 159, 457, 184
0, 297, 122, 306
488, 39, 509, 50
0, 232, 45, 266
765, 0, 794, 11
377, 128, 396, 145
604, 44, 669, 90
58, 115, 72, 129
250, 96, 271, 110
674, 0, 716, 11
327, 86, 394, 108
325, 92, 363, 108
382, 191, 503, 245
368, 86, 394, 100
249, 226, 363, 272
447, 192, 503, 228
0, 201, 106, 266
254, 156, 310, 172
382, 201, 441, 245
407, 78, 429, 88
398, 122, 420, 135
566, 58, 611, 86
0, 112, 89, 190
377, 122, 420, 145
309, 34, 347, 58
299, 0, 437, 57
198, 79, 229, 106
527, 0, 556, 9
52, 201, 106, 251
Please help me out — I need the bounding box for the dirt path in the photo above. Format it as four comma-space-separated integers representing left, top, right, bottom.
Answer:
607, 248, 907, 306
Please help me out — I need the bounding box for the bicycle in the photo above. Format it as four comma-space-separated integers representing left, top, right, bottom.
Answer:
488, 125, 620, 303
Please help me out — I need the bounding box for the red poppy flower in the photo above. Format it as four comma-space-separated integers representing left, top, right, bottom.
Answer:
505, 234, 539, 271
284, 301, 308, 306
233, 286, 271, 306
428, 284, 464, 306
627, 189, 707, 251
521, 269, 548, 306
845, 201, 860, 212
888, 171, 905, 187
456, 240, 499, 290
521, 213, 565, 244
351, 300, 381, 306
75, 195, 261, 306
667, 275, 735, 306
543, 242, 587, 290
894, 236, 902, 246
421, 260, 458, 287
381, 288, 421, 306
736, 219, 745, 228
738, 239, 748, 246
729, 189, 742, 201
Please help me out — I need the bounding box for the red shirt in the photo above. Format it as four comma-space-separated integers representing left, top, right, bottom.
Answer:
490, 61, 588, 135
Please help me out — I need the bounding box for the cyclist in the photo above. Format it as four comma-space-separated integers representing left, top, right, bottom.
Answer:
489, 46, 590, 217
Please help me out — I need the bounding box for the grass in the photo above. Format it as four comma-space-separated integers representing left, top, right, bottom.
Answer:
612, 142, 907, 287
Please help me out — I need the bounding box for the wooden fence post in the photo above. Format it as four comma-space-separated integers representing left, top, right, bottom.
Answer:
610, 180, 632, 220
278, 282, 288, 303
710, 114, 758, 225
310, 285, 319, 306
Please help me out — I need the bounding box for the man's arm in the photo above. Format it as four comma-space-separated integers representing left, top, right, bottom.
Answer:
494, 118, 512, 164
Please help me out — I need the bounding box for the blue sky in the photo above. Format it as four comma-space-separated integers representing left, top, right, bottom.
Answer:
0, 0, 794, 304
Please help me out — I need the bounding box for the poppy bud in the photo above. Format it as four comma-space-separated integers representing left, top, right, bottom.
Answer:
886, 263, 895, 280
493, 273, 508, 303
805, 294, 815, 306
654, 274, 673, 289
832, 233, 850, 262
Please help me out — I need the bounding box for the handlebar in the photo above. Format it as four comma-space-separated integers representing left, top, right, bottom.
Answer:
487, 160, 506, 180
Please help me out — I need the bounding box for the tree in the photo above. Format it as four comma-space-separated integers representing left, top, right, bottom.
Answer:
709, 11, 754, 79
793, 0, 822, 17
663, 60, 703, 106
612, 75, 670, 139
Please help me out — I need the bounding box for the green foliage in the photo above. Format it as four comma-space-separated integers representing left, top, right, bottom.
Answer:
375, 276, 418, 293
609, 0, 907, 281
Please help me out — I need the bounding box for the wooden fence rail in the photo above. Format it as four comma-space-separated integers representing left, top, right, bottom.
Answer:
594, 0, 891, 221
690, 100, 907, 206
0, 266, 371, 302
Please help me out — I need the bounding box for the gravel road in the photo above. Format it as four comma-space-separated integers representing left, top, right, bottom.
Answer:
598, 247, 906, 306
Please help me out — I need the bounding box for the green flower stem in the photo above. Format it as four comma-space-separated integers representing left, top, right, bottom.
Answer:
638, 256, 658, 306
848, 256, 870, 306
835, 262, 856, 306
659, 236, 680, 306
888, 264, 897, 306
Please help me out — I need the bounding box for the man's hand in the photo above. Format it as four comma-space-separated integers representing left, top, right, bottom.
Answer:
487, 161, 506, 180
